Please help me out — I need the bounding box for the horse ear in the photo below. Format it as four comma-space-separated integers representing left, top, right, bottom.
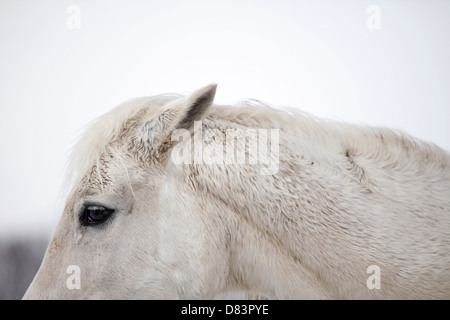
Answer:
136, 83, 217, 157
175, 83, 217, 130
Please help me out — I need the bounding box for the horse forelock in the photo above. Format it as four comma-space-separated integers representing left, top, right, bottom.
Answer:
63, 94, 181, 196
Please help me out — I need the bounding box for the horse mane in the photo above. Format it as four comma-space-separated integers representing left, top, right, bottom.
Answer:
207, 100, 448, 188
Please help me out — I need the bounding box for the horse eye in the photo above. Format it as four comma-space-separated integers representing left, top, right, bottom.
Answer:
81, 205, 114, 226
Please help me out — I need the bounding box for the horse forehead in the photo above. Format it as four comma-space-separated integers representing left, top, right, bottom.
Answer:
75, 162, 116, 197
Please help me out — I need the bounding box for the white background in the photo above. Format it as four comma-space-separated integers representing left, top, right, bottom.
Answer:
0, 0, 449, 237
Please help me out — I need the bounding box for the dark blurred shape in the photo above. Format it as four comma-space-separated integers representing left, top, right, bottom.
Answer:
0, 236, 49, 300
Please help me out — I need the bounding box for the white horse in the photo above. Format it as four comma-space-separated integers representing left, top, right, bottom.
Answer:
24, 84, 450, 299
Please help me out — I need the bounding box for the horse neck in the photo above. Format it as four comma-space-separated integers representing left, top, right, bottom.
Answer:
184, 114, 342, 298
181, 108, 450, 299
